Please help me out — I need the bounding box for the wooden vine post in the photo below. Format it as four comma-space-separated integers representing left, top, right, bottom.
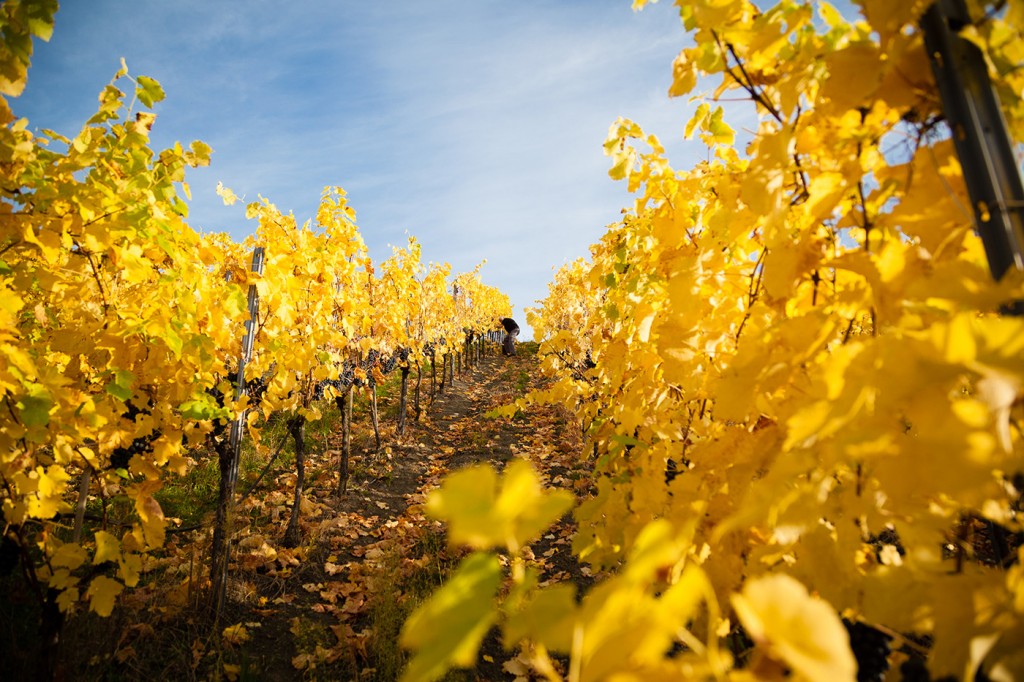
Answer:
921, 0, 1024, 283
229, 247, 265, 488
337, 384, 354, 496
210, 246, 265, 617
414, 360, 423, 420
398, 350, 411, 437
281, 414, 307, 547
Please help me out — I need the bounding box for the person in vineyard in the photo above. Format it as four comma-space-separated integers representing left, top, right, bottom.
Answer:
500, 317, 519, 356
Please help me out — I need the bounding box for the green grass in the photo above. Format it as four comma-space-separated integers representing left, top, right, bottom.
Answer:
153, 387, 349, 524
518, 341, 540, 356
148, 363, 420, 534
364, 528, 456, 681
515, 369, 530, 395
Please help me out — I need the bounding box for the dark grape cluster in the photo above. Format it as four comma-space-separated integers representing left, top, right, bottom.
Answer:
294, 345, 420, 402
843, 619, 892, 682
380, 352, 399, 374
663, 457, 691, 485
244, 372, 269, 404
313, 361, 358, 398
368, 347, 411, 378
109, 400, 161, 471
1012, 471, 1024, 509
665, 458, 679, 485
122, 399, 148, 422
899, 657, 932, 682
313, 378, 337, 399
968, 516, 1021, 568
388, 347, 411, 371
939, 515, 1022, 568
109, 434, 158, 470
209, 367, 238, 408
867, 526, 906, 563
314, 377, 350, 398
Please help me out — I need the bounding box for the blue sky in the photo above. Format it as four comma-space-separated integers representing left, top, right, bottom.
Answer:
16, 1, 739, 340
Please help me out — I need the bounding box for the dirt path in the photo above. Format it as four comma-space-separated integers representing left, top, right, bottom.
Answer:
258, 347, 590, 681
52, 346, 590, 681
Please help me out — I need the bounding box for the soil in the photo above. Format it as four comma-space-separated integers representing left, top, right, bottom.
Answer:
17, 343, 593, 681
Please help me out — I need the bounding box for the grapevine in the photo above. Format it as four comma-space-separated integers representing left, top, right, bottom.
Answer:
402, 2, 1024, 681
0, 4, 513, 672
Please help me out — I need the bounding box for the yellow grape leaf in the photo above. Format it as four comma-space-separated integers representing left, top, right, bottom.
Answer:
685, 103, 711, 140
188, 140, 212, 166
17, 384, 53, 427
135, 75, 165, 108
821, 43, 883, 111
931, 314, 977, 365
928, 571, 1008, 680
51, 542, 88, 570
86, 575, 124, 617
496, 460, 575, 550
805, 171, 847, 222
93, 530, 120, 565
764, 245, 801, 301
222, 623, 251, 645
132, 487, 166, 548
972, 316, 1024, 373
1, 343, 34, 379
570, 524, 709, 677
859, 0, 931, 45
604, 118, 643, 181
485, 402, 520, 419
47, 568, 76, 590
56, 587, 80, 614
731, 573, 855, 682
33, 464, 70, 518
118, 551, 142, 587
817, 1, 846, 28
115, 243, 153, 285
35, 226, 63, 265
701, 105, 735, 146
216, 181, 239, 205
400, 552, 500, 682
713, 362, 761, 422
657, 564, 711, 630
426, 459, 574, 552
622, 519, 690, 584
503, 583, 577, 653
669, 48, 699, 97
608, 145, 636, 181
